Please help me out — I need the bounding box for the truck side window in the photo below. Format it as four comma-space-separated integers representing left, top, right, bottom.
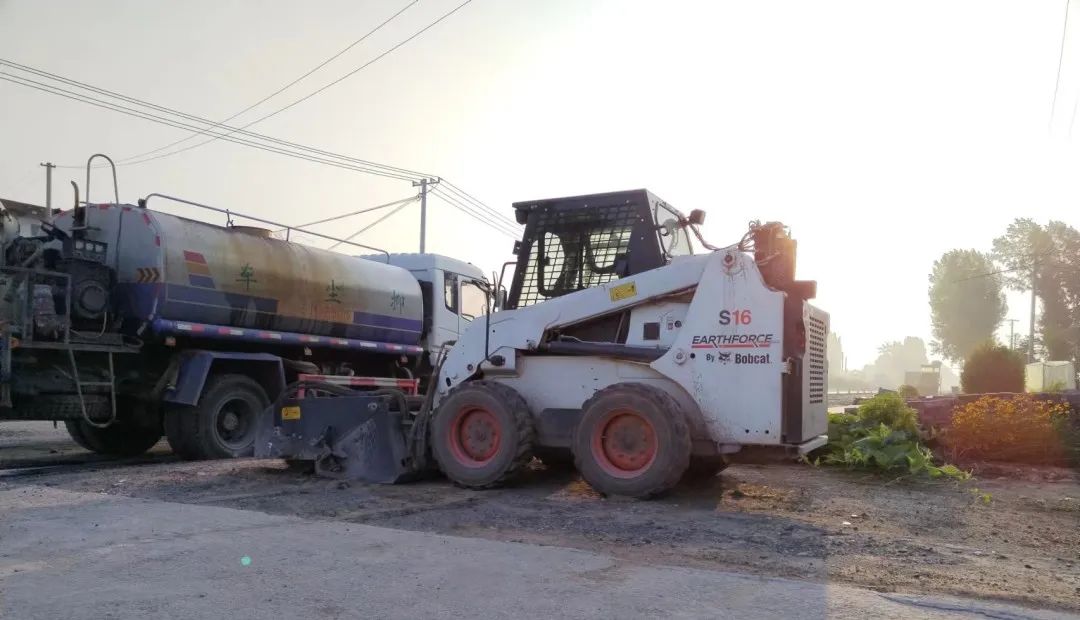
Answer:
459, 279, 488, 322
444, 272, 459, 313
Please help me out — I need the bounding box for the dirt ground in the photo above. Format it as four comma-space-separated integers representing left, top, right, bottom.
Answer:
2, 421, 1079, 613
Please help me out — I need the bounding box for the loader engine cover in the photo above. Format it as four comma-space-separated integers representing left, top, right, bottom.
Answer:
50, 205, 424, 345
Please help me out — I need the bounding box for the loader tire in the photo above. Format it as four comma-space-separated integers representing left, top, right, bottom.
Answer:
64, 419, 162, 457
573, 383, 691, 499
164, 374, 268, 460
431, 380, 535, 489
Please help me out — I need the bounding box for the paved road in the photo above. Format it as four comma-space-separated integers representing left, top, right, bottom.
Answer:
0, 485, 1071, 619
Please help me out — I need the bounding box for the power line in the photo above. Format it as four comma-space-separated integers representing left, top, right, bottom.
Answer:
114, 0, 421, 165
1051, 0, 1073, 129
328, 199, 418, 249
0, 72, 420, 181
951, 249, 1062, 283
431, 186, 516, 233
0, 55, 521, 239
290, 195, 419, 230
439, 180, 518, 229
0, 57, 430, 178
118, 0, 473, 168
431, 187, 518, 237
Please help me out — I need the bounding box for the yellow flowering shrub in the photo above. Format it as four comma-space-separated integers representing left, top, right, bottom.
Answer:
945, 395, 1073, 465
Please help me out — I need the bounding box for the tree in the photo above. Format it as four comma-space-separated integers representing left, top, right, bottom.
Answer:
928, 250, 1006, 362
992, 219, 1080, 363
960, 342, 1025, 394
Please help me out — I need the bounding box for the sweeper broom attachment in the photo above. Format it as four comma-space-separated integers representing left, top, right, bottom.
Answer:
254, 380, 422, 484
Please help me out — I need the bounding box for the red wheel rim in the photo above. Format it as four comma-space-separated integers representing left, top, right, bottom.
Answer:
591, 409, 657, 479
447, 406, 501, 467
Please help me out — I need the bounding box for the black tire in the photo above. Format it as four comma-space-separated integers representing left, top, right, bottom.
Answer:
431, 380, 535, 489
64, 419, 162, 457
572, 383, 691, 499
163, 374, 269, 460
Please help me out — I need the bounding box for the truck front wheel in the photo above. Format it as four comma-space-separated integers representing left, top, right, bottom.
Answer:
164, 374, 268, 460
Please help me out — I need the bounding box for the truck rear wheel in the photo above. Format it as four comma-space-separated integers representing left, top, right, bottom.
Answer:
431, 381, 535, 489
164, 374, 268, 460
64, 419, 162, 457
572, 383, 691, 499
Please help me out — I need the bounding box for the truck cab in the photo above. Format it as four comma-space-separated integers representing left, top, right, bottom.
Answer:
377, 254, 489, 357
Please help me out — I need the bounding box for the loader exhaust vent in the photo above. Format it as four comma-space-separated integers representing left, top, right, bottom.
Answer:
806, 314, 827, 404
514, 202, 638, 307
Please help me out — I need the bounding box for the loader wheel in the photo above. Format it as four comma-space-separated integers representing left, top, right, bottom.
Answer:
573, 383, 691, 499
64, 419, 162, 457
164, 374, 268, 460
431, 381, 535, 489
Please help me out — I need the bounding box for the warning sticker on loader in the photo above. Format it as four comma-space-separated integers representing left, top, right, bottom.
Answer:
280, 406, 301, 421
609, 281, 637, 302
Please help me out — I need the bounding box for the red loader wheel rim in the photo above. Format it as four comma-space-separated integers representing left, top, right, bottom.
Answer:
448, 406, 502, 467
591, 409, 657, 478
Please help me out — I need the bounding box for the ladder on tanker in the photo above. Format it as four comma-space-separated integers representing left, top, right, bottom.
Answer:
66, 349, 117, 428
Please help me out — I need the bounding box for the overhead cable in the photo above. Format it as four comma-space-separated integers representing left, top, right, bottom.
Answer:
115, 0, 422, 164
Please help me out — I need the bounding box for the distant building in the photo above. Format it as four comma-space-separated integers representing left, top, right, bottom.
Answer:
904, 362, 942, 396
0, 197, 52, 237
827, 332, 845, 374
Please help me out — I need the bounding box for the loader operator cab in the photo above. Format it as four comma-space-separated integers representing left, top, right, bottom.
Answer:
505, 189, 702, 310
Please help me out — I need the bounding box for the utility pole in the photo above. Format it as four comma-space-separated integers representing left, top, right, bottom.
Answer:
1028, 258, 1037, 362
412, 178, 439, 253
1006, 318, 1018, 350
39, 162, 55, 223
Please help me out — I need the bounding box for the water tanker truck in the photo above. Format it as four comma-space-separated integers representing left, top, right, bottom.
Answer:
0, 157, 487, 459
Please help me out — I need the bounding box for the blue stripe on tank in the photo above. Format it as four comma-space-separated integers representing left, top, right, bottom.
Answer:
188, 274, 216, 289
113, 283, 422, 345
352, 310, 423, 331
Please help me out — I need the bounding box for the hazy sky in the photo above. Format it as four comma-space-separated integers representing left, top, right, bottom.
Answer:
1, 0, 1077, 368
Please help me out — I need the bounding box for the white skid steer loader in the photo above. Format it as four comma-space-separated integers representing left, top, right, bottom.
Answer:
257, 189, 828, 499
428, 190, 829, 498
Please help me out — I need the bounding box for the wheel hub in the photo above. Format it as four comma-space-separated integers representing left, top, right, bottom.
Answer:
596, 411, 657, 475
221, 410, 240, 432
450, 407, 501, 465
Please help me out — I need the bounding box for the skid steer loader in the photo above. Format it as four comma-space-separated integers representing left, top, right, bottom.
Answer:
256, 189, 829, 498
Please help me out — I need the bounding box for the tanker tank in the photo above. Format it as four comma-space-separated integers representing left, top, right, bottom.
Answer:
52, 205, 423, 345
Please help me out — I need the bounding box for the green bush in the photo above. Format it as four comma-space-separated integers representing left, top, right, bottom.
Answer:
822, 393, 968, 480
1045, 380, 1068, 393
960, 342, 1024, 394
897, 384, 920, 400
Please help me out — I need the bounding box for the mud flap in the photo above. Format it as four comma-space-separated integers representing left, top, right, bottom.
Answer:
254, 393, 415, 484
